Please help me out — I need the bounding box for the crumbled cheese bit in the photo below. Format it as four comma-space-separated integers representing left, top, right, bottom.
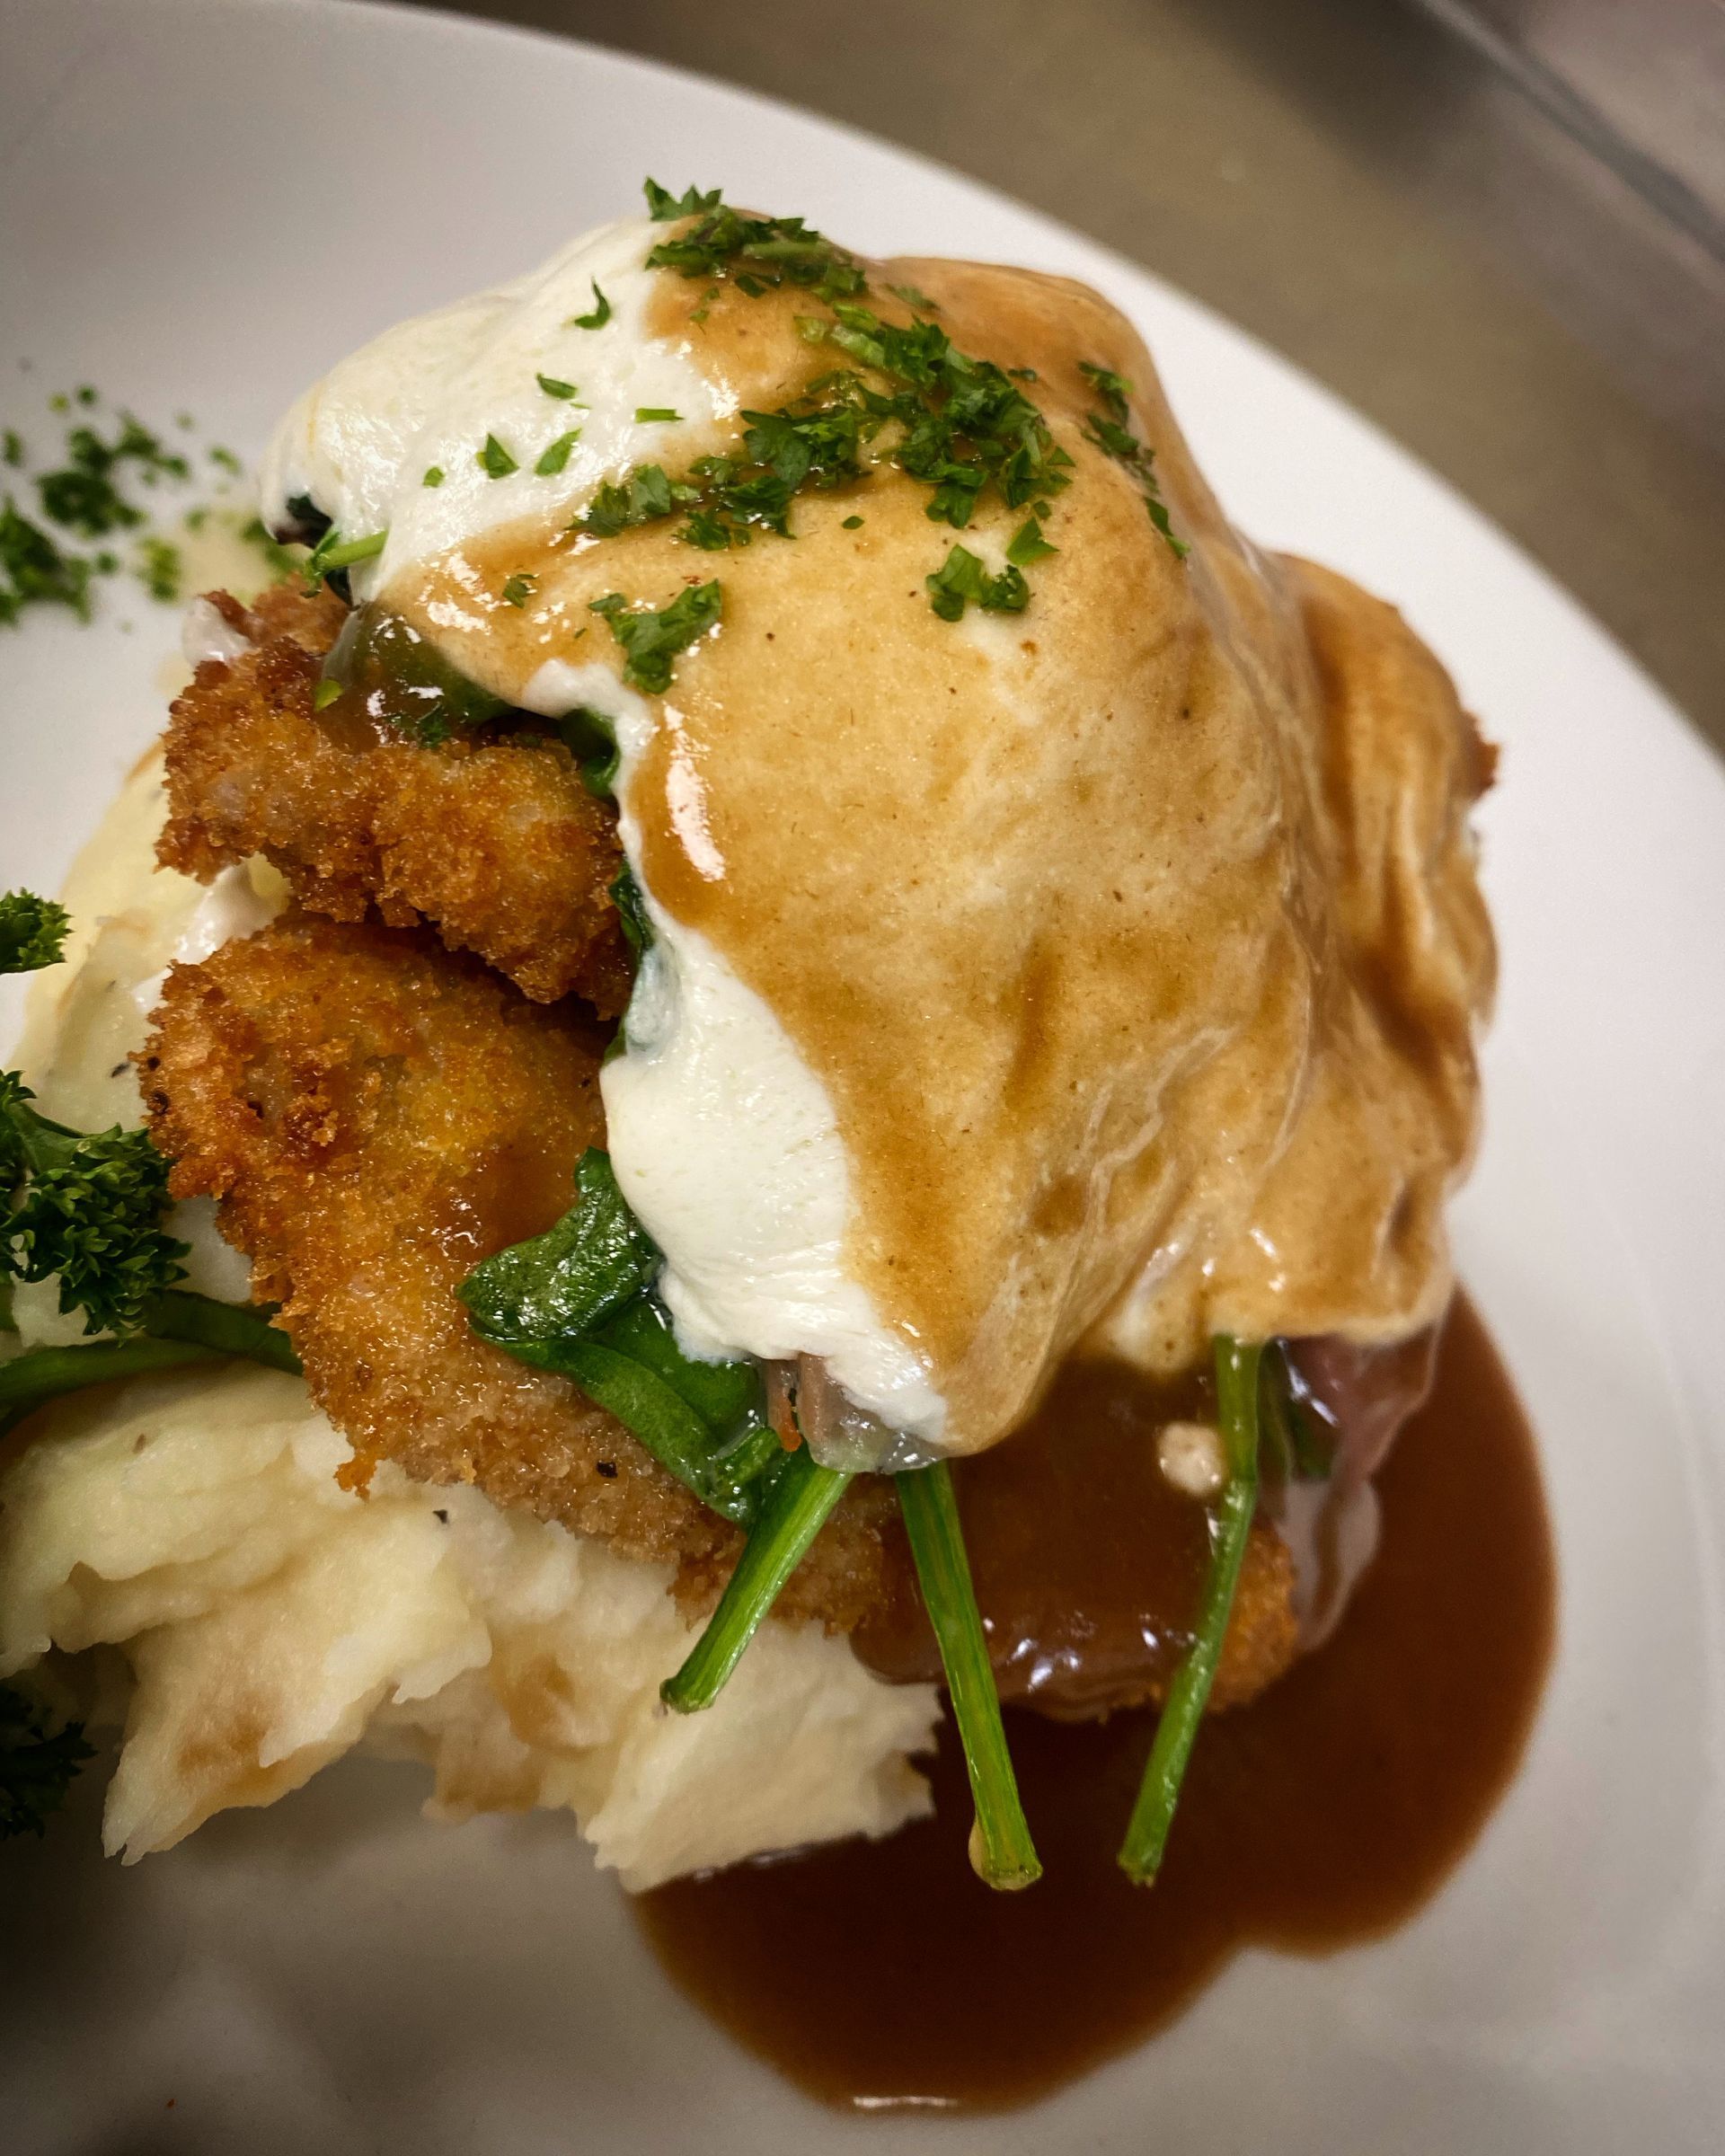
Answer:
1156, 1419, 1226, 1499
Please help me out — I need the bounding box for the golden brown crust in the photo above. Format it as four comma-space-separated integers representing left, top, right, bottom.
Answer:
157, 586, 633, 1014
1208, 1524, 1299, 1710
137, 913, 892, 1624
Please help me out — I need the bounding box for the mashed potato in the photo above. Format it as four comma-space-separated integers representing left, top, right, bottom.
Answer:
0, 755, 938, 1886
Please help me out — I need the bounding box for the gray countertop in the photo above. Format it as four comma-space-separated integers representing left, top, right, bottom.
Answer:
405, 0, 1725, 747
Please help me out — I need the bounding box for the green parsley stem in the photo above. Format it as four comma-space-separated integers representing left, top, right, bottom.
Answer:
661, 1445, 850, 1712
142, 1290, 301, 1373
1117, 1334, 1262, 1886
314, 530, 388, 572
897, 1460, 1041, 1891
0, 1294, 301, 1439
0, 1337, 219, 1439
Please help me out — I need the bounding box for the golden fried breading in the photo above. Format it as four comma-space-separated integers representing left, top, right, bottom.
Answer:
138, 913, 892, 1623
158, 585, 632, 1013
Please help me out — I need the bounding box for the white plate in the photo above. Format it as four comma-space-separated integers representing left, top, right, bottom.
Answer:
2, 1, 1722, 2148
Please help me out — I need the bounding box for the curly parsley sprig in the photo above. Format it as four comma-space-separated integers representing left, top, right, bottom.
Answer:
0, 890, 69, 974
0, 1072, 188, 1339
0, 898, 302, 1392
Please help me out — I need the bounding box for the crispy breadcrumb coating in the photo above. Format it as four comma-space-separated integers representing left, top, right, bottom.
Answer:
158, 586, 632, 1013
138, 913, 892, 1624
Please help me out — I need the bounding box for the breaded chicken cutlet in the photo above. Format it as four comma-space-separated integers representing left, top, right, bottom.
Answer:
138, 899, 1296, 1701
138, 910, 891, 1624
159, 585, 632, 1013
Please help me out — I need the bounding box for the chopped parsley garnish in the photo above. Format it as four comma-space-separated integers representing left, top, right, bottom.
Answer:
0, 500, 92, 626
642, 181, 867, 302
925, 543, 1028, 621
135, 535, 181, 604
208, 444, 243, 476
589, 579, 722, 694
601, 186, 1172, 628
571, 281, 612, 330
580, 463, 685, 538
1078, 360, 1187, 558
34, 415, 188, 538
535, 429, 580, 477
818, 303, 1075, 528
576, 291, 1069, 605
501, 572, 536, 608
422, 465, 446, 488
313, 676, 341, 711
634, 407, 681, 424
1005, 514, 1057, 565
0, 891, 69, 974
679, 400, 870, 550
1078, 360, 1133, 417
888, 281, 939, 312
577, 394, 866, 555
1081, 411, 1140, 462
477, 433, 519, 480
3, 430, 22, 468
644, 179, 726, 220
842, 514, 864, 529
536, 373, 579, 401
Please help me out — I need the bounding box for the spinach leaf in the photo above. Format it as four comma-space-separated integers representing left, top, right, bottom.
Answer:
457, 1150, 657, 1343
458, 1149, 784, 1524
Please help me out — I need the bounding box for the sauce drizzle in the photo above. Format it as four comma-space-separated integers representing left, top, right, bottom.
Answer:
636, 1296, 1555, 2112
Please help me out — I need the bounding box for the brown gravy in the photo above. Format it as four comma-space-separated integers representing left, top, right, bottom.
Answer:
635, 1295, 1555, 2112
852, 1328, 1437, 1718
